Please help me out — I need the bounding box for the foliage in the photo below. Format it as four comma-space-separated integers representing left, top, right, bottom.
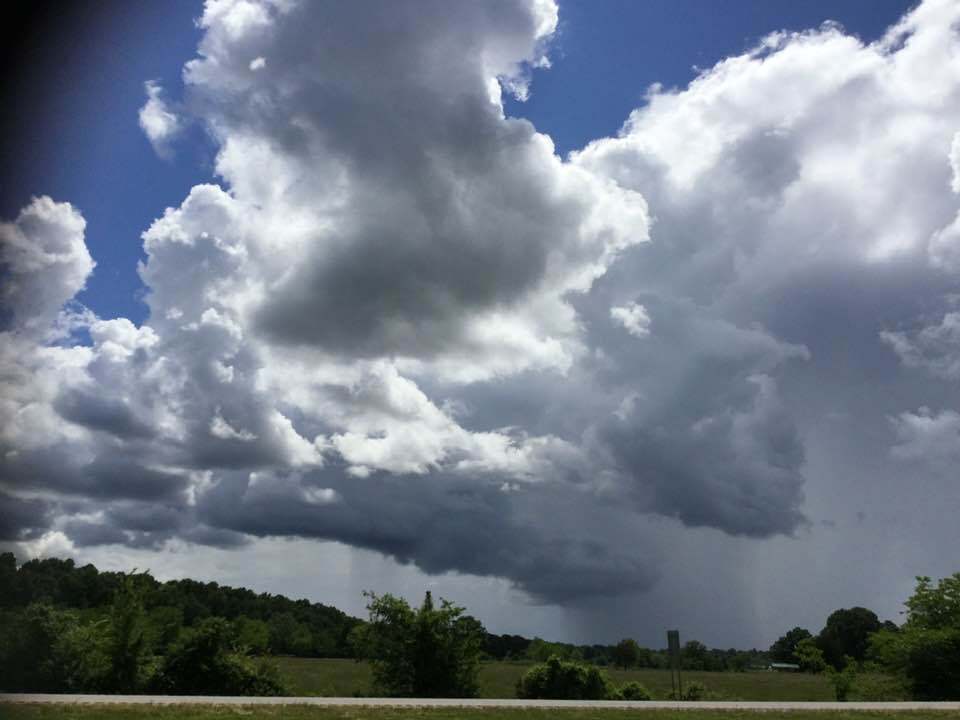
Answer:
769, 627, 812, 664
794, 638, 826, 674
153, 617, 285, 695
483, 633, 531, 661
525, 637, 581, 662
680, 641, 710, 671
351, 591, 485, 697
0, 553, 770, 678
867, 573, 960, 700
269, 612, 314, 656
611, 638, 640, 669
104, 574, 149, 692
0, 552, 361, 663
9, 706, 960, 720
145, 606, 185, 652
235, 616, 271, 655
669, 681, 708, 700
824, 656, 857, 701
0, 603, 109, 692
682, 681, 707, 700
515, 655, 614, 700
615, 680, 652, 700
816, 607, 880, 670
272, 656, 841, 700
906, 573, 960, 628
848, 663, 910, 700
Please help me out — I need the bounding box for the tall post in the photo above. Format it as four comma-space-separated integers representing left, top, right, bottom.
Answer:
667, 629, 682, 699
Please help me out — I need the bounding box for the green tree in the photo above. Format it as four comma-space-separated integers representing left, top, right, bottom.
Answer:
0, 603, 107, 692
770, 627, 812, 664
868, 573, 960, 700
681, 640, 709, 670
235, 616, 271, 655
611, 638, 640, 669
906, 574, 960, 628
526, 637, 580, 662
104, 574, 149, 692
351, 590, 485, 697
145, 605, 185, 652
0, 552, 17, 607
817, 607, 881, 669
795, 637, 827, 673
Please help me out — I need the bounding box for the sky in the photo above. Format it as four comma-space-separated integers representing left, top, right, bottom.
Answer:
2, 0, 959, 650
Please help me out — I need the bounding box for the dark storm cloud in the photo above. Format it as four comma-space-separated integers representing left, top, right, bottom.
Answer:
104, 503, 185, 533
60, 520, 133, 548
54, 388, 155, 439
180, 524, 251, 549
0, 492, 53, 541
598, 376, 808, 537
194, 467, 659, 602
2, 449, 188, 503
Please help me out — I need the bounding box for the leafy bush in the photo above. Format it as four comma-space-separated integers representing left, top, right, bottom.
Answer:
826, 657, 858, 701
0, 603, 110, 692
850, 666, 910, 701
795, 637, 827, 673
516, 655, 614, 700
669, 681, 708, 700
616, 680, 651, 700
152, 617, 285, 695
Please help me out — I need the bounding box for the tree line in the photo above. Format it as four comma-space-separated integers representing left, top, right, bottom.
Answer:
0, 553, 765, 678
2, 552, 958, 699
767, 574, 960, 699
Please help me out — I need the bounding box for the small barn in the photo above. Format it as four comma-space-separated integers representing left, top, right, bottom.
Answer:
768, 662, 800, 672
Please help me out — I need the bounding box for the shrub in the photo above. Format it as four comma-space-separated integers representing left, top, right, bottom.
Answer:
516, 655, 614, 700
0, 603, 110, 692
825, 657, 858, 701
795, 637, 828, 673
669, 681, 708, 700
153, 617, 285, 695
616, 680, 652, 700
850, 666, 910, 701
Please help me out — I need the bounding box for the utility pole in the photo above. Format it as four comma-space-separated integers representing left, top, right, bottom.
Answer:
667, 629, 682, 699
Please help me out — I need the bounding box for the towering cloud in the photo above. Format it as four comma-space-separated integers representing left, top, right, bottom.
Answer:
0, 197, 93, 334
3, 0, 960, 632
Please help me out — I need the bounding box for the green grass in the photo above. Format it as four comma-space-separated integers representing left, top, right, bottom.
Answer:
1, 707, 958, 720
276, 658, 374, 697
273, 658, 903, 702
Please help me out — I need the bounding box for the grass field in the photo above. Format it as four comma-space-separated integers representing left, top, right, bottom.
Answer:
273, 659, 906, 702
2, 707, 958, 720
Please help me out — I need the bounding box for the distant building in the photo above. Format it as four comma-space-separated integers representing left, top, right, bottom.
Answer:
769, 662, 800, 672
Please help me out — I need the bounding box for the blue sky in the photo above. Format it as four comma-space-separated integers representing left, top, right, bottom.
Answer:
506, 1, 916, 155
6, 0, 960, 648
5, 1, 915, 326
